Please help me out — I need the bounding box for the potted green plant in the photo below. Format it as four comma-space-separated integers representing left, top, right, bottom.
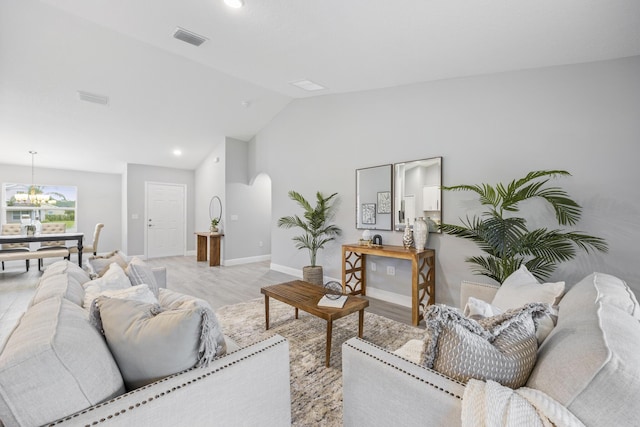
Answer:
440, 170, 608, 283
210, 218, 219, 232
278, 190, 342, 285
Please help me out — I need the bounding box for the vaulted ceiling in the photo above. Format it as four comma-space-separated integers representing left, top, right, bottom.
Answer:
1, 0, 639, 173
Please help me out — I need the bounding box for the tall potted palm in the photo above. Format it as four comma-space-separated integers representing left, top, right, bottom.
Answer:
440, 170, 608, 283
278, 190, 342, 285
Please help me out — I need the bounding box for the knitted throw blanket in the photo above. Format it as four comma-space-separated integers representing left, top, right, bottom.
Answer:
462, 379, 586, 427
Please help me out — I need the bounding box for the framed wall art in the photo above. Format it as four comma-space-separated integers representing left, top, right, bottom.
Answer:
377, 191, 391, 214
362, 203, 376, 224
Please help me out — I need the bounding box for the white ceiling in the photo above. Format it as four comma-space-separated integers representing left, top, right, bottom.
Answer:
1, 0, 639, 173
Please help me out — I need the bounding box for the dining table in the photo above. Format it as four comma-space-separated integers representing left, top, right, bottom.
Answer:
0, 232, 84, 267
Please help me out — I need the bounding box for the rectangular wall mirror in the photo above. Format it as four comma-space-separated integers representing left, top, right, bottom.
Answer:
394, 157, 442, 232
356, 164, 393, 230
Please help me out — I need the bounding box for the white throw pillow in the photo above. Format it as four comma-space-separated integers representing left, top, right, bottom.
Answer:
492, 265, 565, 311
464, 296, 557, 345
463, 297, 503, 320
100, 284, 158, 305
393, 339, 425, 364
82, 263, 132, 308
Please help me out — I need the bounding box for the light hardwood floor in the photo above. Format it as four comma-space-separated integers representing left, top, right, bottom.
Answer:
0, 256, 422, 333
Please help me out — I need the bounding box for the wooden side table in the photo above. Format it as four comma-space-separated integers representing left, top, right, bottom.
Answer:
341, 243, 435, 326
195, 232, 224, 266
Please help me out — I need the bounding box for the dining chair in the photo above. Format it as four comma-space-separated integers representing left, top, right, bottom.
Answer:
37, 222, 70, 269
69, 223, 104, 256
1, 223, 30, 271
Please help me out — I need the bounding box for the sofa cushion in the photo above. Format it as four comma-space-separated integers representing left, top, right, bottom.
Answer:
42, 260, 91, 285
31, 272, 85, 307
125, 256, 160, 296
0, 297, 125, 427
82, 263, 132, 308
526, 273, 640, 426
492, 265, 565, 311
422, 303, 550, 388
96, 297, 227, 390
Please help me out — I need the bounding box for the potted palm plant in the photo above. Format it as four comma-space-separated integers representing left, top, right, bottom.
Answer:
278, 190, 342, 285
440, 170, 608, 283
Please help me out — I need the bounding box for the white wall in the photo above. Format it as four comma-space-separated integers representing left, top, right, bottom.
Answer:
0, 163, 122, 254
195, 142, 226, 236
224, 138, 272, 263
255, 56, 640, 307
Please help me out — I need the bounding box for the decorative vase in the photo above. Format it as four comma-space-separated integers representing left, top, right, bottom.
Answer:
402, 219, 413, 249
413, 217, 429, 250
303, 265, 323, 285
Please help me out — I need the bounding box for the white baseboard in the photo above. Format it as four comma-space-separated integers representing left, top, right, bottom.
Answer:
186, 250, 196, 256
365, 287, 412, 308
270, 263, 302, 278
225, 254, 271, 267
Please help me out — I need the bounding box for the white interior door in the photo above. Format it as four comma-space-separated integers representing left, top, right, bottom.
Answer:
146, 182, 185, 258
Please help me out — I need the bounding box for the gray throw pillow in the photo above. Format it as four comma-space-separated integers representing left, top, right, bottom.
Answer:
125, 256, 159, 296
422, 303, 550, 388
95, 297, 226, 390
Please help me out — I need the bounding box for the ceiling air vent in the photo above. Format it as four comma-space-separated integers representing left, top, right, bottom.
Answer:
77, 90, 109, 105
173, 27, 207, 47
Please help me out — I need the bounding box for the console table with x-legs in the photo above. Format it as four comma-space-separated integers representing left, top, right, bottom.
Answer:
341, 244, 435, 326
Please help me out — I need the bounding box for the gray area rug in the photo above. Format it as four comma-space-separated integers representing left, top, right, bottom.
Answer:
216, 298, 425, 426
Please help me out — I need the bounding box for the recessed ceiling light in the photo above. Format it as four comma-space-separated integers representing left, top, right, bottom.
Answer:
224, 0, 244, 8
289, 79, 327, 92
173, 149, 182, 156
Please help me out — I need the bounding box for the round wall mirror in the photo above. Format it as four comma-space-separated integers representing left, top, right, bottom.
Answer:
209, 195, 222, 223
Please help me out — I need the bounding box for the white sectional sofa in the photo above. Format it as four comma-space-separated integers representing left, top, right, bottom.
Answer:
342, 272, 640, 426
0, 261, 291, 426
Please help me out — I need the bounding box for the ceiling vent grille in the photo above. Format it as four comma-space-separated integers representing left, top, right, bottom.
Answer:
173, 27, 207, 47
77, 90, 109, 105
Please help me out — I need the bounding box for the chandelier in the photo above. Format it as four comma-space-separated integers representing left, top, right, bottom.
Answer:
13, 151, 50, 205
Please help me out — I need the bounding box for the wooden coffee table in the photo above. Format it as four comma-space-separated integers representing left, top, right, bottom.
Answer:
260, 280, 369, 367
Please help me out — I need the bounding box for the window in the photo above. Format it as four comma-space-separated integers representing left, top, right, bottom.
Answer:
3, 183, 78, 231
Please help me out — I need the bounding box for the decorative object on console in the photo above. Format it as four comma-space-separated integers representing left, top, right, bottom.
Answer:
402, 218, 413, 248
323, 280, 343, 300
210, 218, 219, 232
277, 190, 342, 285
413, 217, 428, 249
372, 234, 382, 246
440, 170, 608, 283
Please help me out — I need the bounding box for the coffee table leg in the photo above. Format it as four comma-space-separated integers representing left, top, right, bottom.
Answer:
264, 295, 270, 330
326, 320, 333, 367
358, 309, 364, 338
295, 307, 299, 319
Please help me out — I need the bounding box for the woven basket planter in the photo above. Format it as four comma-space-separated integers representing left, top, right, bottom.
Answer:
303, 266, 323, 285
